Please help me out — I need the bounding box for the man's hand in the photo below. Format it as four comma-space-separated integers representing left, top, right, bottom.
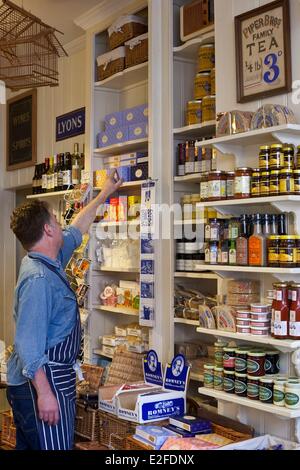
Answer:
100, 169, 123, 200
37, 391, 60, 426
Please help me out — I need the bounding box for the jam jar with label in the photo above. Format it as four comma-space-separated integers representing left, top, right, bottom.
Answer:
272, 282, 289, 339
279, 236, 297, 268
289, 282, 300, 339
226, 172, 235, 199
259, 145, 270, 170
223, 347, 236, 371
208, 171, 227, 201
200, 172, 209, 201
247, 375, 260, 400
224, 370, 235, 394
264, 351, 280, 375
270, 144, 284, 170
280, 169, 294, 195
260, 171, 270, 197
234, 167, 252, 199
247, 351, 265, 376
269, 170, 280, 196
214, 341, 228, 366
251, 169, 260, 197
235, 348, 248, 374
235, 373, 247, 397
259, 377, 274, 404
283, 145, 295, 169
268, 236, 280, 267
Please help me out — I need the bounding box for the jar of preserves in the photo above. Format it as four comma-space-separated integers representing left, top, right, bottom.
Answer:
251, 168, 260, 197
182, 195, 193, 221
260, 171, 270, 197
289, 282, 300, 339
235, 373, 247, 397
186, 100, 202, 126
296, 236, 300, 268
247, 375, 260, 400
210, 68, 216, 95
223, 348, 235, 371
280, 168, 294, 194
226, 172, 235, 199
264, 351, 280, 375
214, 341, 228, 367
247, 351, 265, 376
208, 171, 227, 201
297, 145, 300, 168
259, 145, 270, 170
234, 167, 252, 199
204, 364, 214, 388
194, 73, 211, 100
202, 95, 216, 122
294, 170, 300, 194
272, 282, 289, 339
283, 144, 295, 169
235, 348, 248, 374
259, 377, 274, 404
269, 170, 280, 196
224, 370, 235, 394
273, 378, 287, 407
285, 382, 300, 409
270, 144, 284, 170
279, 236, 297, 268
200, 172, 209, 201
268, 236, 280, 267
198, 44, 215, 72
214, 367, 224, 391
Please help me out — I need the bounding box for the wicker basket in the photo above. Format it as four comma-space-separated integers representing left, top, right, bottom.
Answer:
0, 411, 16, 448
125, 33, 148, 68
80, 364, 104, 392
75, 441, 108, 450
180, 0, 214, 42
98, 411, 137, 450
108, 15, 148, 50
125, 435, 153, 450
75, 401, 99, 441
97, 47, 125, 82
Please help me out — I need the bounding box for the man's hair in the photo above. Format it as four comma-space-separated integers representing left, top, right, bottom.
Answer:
10, 200, 51, 250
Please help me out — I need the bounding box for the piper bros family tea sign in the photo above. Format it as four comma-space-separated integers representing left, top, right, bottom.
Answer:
235, 0, 292, 103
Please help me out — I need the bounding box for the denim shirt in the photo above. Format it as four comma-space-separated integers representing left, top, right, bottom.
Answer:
7, 226, 82, 386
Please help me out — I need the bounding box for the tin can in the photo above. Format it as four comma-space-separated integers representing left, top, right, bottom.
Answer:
202, 95, 216, 123
194, 72, 211, 100
198, 44, 215, 72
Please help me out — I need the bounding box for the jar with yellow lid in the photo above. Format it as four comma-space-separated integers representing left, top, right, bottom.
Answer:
251, 169, 260, 198
270, 144, 284, 170
260, 171, 270, 197
259, 146, 270, 170
283, 144, 295, 169
279, 236, 297, 267
198, 44, 215, 72
270, 170, 280, 196
194, 73, 211, 100
280, 168, 294, 194
296, 145, 300, 168
202, 95, 216, 122
268, 236, 280, 267
294, 169, 300, 194
186, 100, 202, 126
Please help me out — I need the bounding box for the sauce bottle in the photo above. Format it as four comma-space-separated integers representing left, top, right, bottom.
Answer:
236, 215, 248, 266
273, 282, 289, 339
289, 283, 300, 339
248, 214, 266, 267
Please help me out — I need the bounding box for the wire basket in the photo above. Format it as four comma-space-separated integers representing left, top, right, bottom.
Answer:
98, 411, 137, 450
74, 441, 108, 450
0, 411, 16, 448
109, 21, 147, 50
125, 34, 148, 68
75, 402, 99, 442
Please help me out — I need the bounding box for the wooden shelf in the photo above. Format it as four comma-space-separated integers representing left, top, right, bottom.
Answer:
174, 173, 203, 183
174, 318, 199, 326
174, 121, 216, 139
196, 327, 300, 352
94, 138, 148, 156
174, 272, 222, 280
95, 266, 140, 273
27, 190, 72, 199
201, 195, 300, 208
190, 266, 300, 274
173, 27, 215, 60
190, 372, 204, 382
93, 305, 139, 316
195, 124, 300, 151
95, 62, 148, 90
198, 387, 300, 418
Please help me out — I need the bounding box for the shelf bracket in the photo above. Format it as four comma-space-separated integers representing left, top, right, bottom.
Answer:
272, 131, 300, 148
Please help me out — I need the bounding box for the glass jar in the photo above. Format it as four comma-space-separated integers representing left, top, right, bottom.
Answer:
204, 364, 214, 389
259, 377, 274, 404
273, 378, 287, 407
280, 169, 294, 195
235, 348, 249, 374
294, 170, 300, 194
223, 370, 235, 394
234, 167, 252, 199
202, 95, 216, 122
208, 171, 227, 201
259, 145, 270, 170
272, 282, 289, 339
260, 171, 270, 197
194, 73, 211, 100
214, 341, 228, 367
223, 347, 236, 371
264, 351, 280, 375
209, 241, 218, 265
268, 236, 280, 268
200, 172, 209, 201
214, 367, 224, 391
247, 375, 260, 400
297, 145, 300, 168
247, 351, 266, 376
289, 282, 300, 339
251, 168, 260, 198
182, 195, 193, 221
270, 144, 284, 170
235, 373, 247, 397
186, 100, 202, 126
226, 172, 235, 199
283, 145, 295, 169
269, 170, 280, 196
285, 382, 300, 409
279, 236, 297, 268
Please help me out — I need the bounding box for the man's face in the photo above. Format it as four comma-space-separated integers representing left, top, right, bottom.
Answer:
49, 212, 63, 249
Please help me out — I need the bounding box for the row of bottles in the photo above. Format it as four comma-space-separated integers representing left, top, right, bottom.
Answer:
32, 143, 85, 194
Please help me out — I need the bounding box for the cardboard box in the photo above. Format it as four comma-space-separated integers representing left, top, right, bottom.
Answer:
130, 161, 148, 181
118, 196, 128, 222
123, 104, 148, 126
128, 122, 148, 141
97, 131, 114, 148
101, 335, 127, 347
115, 325, 127, 337
104, 111, 124, 130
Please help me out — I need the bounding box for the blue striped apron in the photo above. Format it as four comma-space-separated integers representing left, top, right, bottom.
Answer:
28, 255, 81, 450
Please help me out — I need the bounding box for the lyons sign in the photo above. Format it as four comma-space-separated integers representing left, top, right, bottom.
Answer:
56, 107, 85, 141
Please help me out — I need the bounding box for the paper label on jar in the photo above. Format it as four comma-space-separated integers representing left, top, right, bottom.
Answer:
279, 248, 297, 263
235, 380, 247, 395
202, 160, 211, 173
273, 321, 287, 336
234, 176, 251, 196
185, 162, 194, 174
290, 322, 300, 336
226, 180, 234, 198
178, 165, 185, 176
209, 180, 221, 198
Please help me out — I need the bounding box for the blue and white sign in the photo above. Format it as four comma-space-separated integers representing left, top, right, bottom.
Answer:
164, 354, 189, 392
144, 350, 163, 387
56, 107, 85, 141
141, 398, 184, 421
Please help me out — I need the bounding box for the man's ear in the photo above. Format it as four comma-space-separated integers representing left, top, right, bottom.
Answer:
43, 223, 53, 237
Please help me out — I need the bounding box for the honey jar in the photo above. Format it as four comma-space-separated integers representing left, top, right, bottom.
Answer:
194, 73, 211, 100
198, 44, 215, 72
186, 100, 202, 126
202, 95, 216, 122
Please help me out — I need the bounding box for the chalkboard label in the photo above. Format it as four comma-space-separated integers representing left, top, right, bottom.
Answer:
7, 89, 37, 171
56, 107, 85, 142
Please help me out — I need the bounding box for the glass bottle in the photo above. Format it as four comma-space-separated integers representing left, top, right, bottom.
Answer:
57, 154, 64, 191
63, 152, 73, 190
248, 214, 266, 267
72, 144, 80, 186
236, 215, 248, 266
42, 159, 49, 194
53, 155, 58, 191
80, 143, 85, 172
32, 165, 38, 195
277, 214, 287, 236
273, 282, 289, 339
177, 143, 185, 177
47, 156, 54, 193
229, 239, 237, 266
36, 164, 42, 194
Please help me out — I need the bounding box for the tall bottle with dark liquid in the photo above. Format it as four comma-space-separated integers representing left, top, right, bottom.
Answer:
277, 213, 287, 235
57, 154, 64, 191
32, 165, 38, 194
236, 215, 248, 266
63, 152, 73, 190
42, 160, 49, 194
72, 143, 80, 186
53, 155, 58, 191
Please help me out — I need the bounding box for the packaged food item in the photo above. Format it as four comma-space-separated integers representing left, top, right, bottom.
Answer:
247, 375, 260, 400
228, 280, 260, 294
227, 293, 260, 306
237, 326, 251, 334
198, 44, 215, 72
235, 373, 247, 397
